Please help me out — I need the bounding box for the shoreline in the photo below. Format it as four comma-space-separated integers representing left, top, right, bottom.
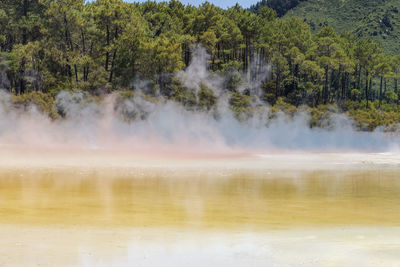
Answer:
1, 149, 399, 171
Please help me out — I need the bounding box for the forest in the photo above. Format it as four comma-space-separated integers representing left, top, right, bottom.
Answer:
1, 0, 400, 131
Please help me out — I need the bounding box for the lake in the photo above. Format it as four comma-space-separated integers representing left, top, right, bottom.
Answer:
0, 154, 399, 266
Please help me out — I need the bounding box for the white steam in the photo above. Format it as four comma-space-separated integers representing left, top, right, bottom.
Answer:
0, 47, 398, 156
176, 46, 224, 97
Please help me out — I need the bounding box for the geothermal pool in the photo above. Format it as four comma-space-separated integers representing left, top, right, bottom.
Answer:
0, 154, 400, 266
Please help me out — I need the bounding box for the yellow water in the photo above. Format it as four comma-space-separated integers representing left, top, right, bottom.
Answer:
1, 168, 399, 229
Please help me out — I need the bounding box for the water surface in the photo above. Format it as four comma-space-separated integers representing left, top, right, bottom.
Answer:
1, 168, 399, 229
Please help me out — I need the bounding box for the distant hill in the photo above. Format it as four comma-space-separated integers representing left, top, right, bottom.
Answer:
284, 0, 400, 55
249, 0, 306, 17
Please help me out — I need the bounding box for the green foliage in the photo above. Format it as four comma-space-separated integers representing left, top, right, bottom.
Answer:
198, 84, 216, 111
229, 92, 253, 120
12, 91, 59, 119
385, 90, 398, 103
250, 0, 306, 17
351, 89, 361, 101
285, 0, 400, 55
1, 0, 400, 131
170, 77, 196, 107
270, 97, 297, 116
115, 89, 134, 102
309, 104, 336, 129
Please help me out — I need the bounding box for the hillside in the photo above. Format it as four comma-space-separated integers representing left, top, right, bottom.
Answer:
250, 0, 307, 17
285, 0, 400, 55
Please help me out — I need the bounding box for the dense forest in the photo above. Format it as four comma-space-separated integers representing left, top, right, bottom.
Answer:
1, 0, 400, 131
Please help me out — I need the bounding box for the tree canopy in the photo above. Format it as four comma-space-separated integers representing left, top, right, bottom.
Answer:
1, 0, 400, 131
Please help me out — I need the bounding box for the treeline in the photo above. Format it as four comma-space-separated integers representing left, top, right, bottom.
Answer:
1, 0, 400, 116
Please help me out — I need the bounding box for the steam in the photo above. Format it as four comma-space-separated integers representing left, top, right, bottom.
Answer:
0, 46, 398, 157
176, 46, 224, 97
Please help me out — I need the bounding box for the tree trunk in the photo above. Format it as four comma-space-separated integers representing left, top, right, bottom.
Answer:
275, 67, 280, 99
324, 66, 329, 104
22, 0, 28, 45
18, 0, 29, 95
18, 58, 26, 95
379, 76, 383, 107
105, 24, 110, 71
395, 78, 399, 105
84, 66, 89, 82
365, 70, 369, 108
343, 72, 349, 100
384, 78, 387, 93
341, 72, 346, 101
108, 49, 117, 83
369, 76, 372, 102
74, 65, 79, 82
356, 65, 361, 90
81, 29, 86, 82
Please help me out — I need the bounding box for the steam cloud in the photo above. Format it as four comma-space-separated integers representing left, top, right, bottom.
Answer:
0, 46, 398, 157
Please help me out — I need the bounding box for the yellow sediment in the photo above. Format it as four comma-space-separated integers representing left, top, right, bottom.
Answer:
1, 151, 400, 266
0, 167, 399, 229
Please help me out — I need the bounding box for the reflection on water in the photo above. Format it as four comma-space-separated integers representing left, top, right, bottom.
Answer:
0, 168, 399, 228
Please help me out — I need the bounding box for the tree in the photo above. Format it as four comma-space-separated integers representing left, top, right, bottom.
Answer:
315, 27, 339, 104
374, 55, 392, 107
391, 55, 400, 104
354, 39, 380, 108
332, 48, 354, 101
153, 34, 184, 95
1, 0, 400, 131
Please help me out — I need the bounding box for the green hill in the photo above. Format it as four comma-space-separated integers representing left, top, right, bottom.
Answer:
285, 0, 400, 55
250, 0, 307, 17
